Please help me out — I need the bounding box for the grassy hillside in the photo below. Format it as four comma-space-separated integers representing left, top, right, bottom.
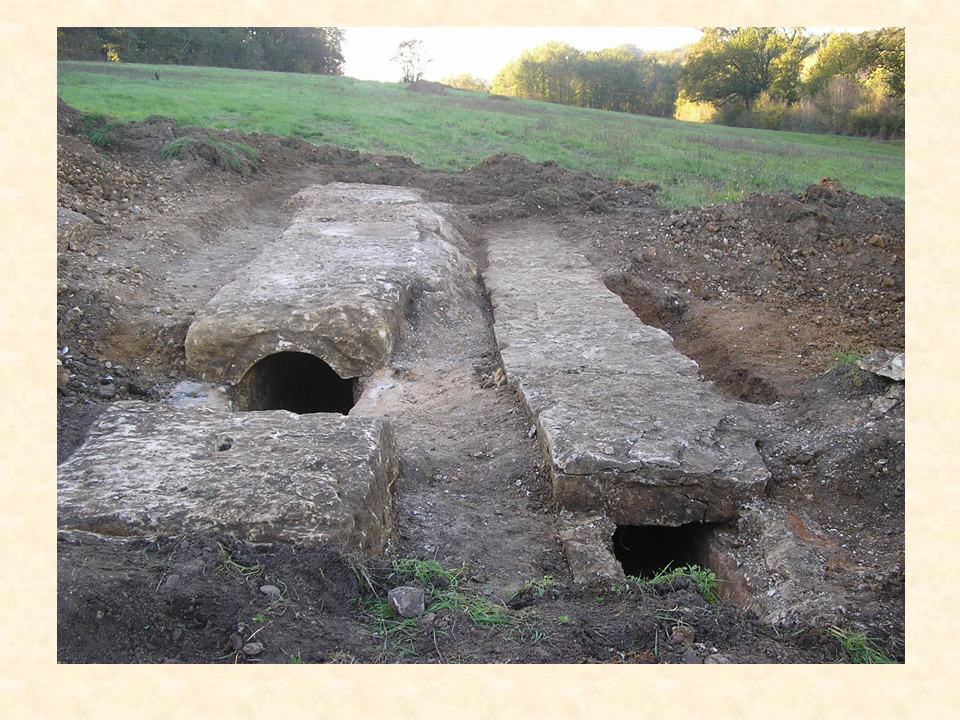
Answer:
57, 61, 905, 209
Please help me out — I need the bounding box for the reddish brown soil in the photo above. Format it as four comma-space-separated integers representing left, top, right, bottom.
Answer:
56, 99, 904, 664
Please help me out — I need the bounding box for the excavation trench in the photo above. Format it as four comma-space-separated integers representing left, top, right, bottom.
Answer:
61, 184, 765, 601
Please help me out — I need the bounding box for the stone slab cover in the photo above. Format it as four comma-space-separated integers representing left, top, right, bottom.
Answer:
485, 223, 769, 526
57, 401, 398, 553
185, 183, 478, 384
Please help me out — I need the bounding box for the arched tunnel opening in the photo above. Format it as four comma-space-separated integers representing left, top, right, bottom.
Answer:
611, 523, 718, 579
233, 352, 358, 415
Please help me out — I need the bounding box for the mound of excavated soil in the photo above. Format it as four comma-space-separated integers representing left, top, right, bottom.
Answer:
405, 80, 451, 95
56, 101, 904, 664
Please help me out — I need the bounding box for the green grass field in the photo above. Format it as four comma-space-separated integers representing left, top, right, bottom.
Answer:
57, 61, 905, 209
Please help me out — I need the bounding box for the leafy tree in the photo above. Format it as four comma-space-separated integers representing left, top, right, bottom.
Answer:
492, 41, 681, 117
865, 27, 905, 99
56, 27, 345, 75
679, 27, 812, 112
392, 39, 431, 83
493, 42, 583, 105
804, 28, 903, 101
803, 32, 868, 97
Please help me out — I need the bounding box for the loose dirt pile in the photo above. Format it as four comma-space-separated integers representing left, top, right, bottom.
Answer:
56, 100, 904, 663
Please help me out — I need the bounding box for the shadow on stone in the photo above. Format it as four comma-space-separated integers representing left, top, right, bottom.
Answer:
233, 351, 357, 415
612, 523, 719, 579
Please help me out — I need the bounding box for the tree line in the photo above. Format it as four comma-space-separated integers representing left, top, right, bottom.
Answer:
489, 28, 904, 139
491, 41, 680, 118
57, 27, 345, 75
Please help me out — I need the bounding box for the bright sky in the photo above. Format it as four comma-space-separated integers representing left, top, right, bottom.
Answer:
341, 27, 704, 83
341, 27, 876, 85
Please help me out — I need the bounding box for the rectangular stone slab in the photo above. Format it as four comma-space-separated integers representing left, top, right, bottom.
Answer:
57, 401, 397, 553
485, 223, 769, 526
185, 183, 479, 385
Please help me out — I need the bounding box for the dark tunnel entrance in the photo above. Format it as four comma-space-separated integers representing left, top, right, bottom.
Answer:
611, 523, 718, 579
234, 352, 358, 415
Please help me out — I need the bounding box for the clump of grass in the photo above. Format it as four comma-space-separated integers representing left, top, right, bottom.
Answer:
509, 574, 564, 601
160, 136, 198, 160
827, 345, 872, 386
160, 133, 259, 175
633, 564, 721, 604
78, 112, 128, 147
831, 346, 869, 371
828, 626, 896, 663
389, 558, 508, 625
216, 543, 263, 581
358, 557, 512, 659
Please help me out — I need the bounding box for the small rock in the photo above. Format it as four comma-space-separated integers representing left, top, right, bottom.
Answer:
704, 653, 733, 664
242, 642, 264, 656
682, 647, 702, 664
171, 627, 183, 641
885, 384, 905, 402
259, 584, 282, 599
858, 350, 905, 382
869, 396, 900, 418
672, 625, 695, 645
57, 365, 71, 387
98, 383, 117, 398
388, 586, 426, 618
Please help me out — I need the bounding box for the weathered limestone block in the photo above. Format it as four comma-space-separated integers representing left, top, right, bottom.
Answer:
530, 372, 769, 525
485, 224, 769, 527
185, 183, 478, 385
557, 512, 624, 583
57, 401, 398, 553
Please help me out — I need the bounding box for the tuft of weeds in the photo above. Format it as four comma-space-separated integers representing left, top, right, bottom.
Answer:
828, 626, 896, 664
79, 112, 128, 148
827, 345, 872, 387
392, 558, 463, 591
357, 557, 516, 659
216, 543, 263, 584
363, 598, 425, 658
633, 564, 721, 604
390, 558, 507, 625
160, 133, 259, 175
509, 574, 564, 601
343, 551, 380, 597
830, 346, 869, 371
159, 136, 196, 160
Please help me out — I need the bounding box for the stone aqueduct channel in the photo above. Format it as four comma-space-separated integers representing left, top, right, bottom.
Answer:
58, 183, 769, 588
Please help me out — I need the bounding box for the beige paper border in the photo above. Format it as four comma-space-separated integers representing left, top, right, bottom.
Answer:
3, 2, 949, 717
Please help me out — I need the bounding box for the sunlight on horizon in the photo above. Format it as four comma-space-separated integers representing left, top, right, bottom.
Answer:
341, 27, 877, 84
341, 27, 704, 84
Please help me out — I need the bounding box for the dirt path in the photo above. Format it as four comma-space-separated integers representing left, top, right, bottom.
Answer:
348, 229, 566, 590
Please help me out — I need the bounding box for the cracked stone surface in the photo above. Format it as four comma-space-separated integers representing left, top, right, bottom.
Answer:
485, 222, 770, 527
57, 401, 398, 553
185, 182, 479, 385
